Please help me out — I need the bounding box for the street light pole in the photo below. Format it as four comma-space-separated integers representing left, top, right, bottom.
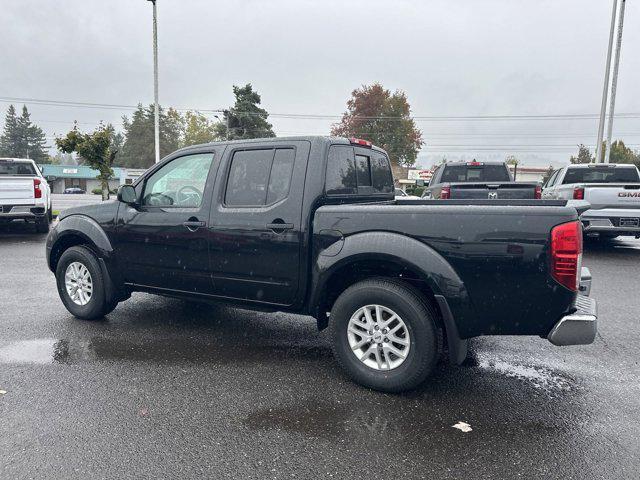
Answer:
604, 0, 626, 164
148, 0, 160, 164
594, 0, 618, 163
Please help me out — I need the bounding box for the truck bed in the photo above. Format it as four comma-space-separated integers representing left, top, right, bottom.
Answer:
313, 200, 579, 338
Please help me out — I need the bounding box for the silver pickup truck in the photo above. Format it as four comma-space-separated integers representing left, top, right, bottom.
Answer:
542, 163, 640, 239
0, 158, 52, 232
421, 161, 541, 200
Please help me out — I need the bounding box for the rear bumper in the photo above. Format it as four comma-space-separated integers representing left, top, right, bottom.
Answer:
547, 268, 597, 346
581, 208, 640, 236
0, 205, 47, 220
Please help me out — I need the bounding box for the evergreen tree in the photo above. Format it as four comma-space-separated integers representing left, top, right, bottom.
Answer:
216, 84, 275, 140
0, 104, 48, 161
118, 104, 184, 168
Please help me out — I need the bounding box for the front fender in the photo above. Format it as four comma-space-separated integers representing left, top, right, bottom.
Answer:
46, 214, 114, 272
309, 231, 476, 337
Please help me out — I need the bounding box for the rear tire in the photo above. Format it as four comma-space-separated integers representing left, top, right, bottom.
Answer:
55, 246, 108, 320
329, 278, 438, 393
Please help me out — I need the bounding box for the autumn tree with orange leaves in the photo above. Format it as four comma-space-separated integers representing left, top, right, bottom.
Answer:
331, 83, 424, 168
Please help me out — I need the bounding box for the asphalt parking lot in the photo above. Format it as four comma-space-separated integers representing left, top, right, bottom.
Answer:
1, 220, 639, 479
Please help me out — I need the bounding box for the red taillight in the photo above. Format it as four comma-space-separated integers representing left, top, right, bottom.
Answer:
534, 184, 542, 199
34, 178, 42, 199
440, 186, 451, 199
466, 161, 483, 166
550, 221, 582, 292
573, 187, 584, 200
349, 137, 372, 148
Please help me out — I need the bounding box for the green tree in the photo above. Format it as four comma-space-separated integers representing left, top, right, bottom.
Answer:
608, 140, 640, 167
183, 111, 219, 146
118, 104, 184, 168
216, 84, 275, 140
505, 155, 519, 165
331, 83, 423, 168
570, 144, 594, 164
56, 123, 118, 200
0, 104, 48, 162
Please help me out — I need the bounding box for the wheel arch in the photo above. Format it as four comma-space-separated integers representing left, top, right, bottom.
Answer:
309, 232, 474, 337
48, 215, 114, 273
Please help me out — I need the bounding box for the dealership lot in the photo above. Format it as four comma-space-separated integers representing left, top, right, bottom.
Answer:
1, 222, 639, 479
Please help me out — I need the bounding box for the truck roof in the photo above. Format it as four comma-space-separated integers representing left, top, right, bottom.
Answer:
442, 160, 506, 166
0, 157, 37, 163
173, 136, 388, 155
565, 163, 638, 169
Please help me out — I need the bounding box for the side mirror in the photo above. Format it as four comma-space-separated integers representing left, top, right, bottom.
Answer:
117, 184, 137, 205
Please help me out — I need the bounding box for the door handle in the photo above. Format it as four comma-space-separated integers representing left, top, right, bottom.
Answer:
183, 220, 206, 231
267, 221, 294, 233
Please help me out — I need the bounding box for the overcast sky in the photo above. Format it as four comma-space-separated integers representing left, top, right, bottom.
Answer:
1, 0, 639, 167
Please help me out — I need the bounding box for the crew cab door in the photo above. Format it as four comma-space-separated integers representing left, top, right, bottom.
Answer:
208, 141, 310, 306
115, 150, 220, 294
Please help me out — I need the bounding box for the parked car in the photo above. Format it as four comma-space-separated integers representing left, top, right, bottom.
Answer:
542, 163, 640, 239
395, 188, 420, 200
0, 158, 52, 232
422, 161, 541, 199
46, 137, 596, 392
64, 187, 86, 194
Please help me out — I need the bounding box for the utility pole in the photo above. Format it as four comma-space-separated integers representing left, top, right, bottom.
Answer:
148, 0, 160, 164
604, 0, 626, 164
594, 0, 618, 164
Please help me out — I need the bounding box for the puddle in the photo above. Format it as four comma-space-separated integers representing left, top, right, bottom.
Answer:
0, 337, 330, 365
0, 339, 72, 364
244, 401, 400, 439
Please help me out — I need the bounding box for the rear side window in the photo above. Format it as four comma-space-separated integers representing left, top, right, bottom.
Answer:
0, 160, 36, 176
326, 145, 393, 195
441, 165, 510, 182
326, 146, 357, 195
225, 148, 295, 206
370, 151, 394, 193
562, 167, 640, 184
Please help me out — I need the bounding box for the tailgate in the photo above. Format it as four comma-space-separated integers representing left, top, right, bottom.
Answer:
583, 183, 640, 209
0, 177, 35, 205
450, 182, 537, 199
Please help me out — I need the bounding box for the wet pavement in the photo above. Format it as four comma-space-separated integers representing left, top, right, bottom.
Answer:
1, 220, 639, 479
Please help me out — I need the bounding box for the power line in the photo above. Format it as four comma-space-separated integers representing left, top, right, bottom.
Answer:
2, 96, 640, 121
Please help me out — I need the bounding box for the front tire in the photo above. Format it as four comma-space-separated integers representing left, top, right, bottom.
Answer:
55, 246, 108, 320
330, 278, 438, 393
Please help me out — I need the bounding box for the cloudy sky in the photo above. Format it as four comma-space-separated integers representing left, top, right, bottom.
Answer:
1, 0, 639, 167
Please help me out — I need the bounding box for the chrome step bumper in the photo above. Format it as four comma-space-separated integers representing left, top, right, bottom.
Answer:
548, 273, 597, 347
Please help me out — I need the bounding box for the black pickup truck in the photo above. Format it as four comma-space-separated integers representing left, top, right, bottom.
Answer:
422, 160, 542, 200
46, 137, 596, 392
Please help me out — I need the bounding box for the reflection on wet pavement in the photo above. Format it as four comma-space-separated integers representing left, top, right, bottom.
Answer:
0, 339, 71, 364
0, 336, 331, 365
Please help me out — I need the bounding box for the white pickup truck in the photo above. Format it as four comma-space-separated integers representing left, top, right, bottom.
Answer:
0, 158, 52, 233
542, 163, 640, 239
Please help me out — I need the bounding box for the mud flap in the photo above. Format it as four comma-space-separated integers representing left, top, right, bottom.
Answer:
434, 295, 468, 365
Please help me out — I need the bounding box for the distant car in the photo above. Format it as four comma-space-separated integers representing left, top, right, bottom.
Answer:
63, 187, 86, 194
395, 188, 420, 200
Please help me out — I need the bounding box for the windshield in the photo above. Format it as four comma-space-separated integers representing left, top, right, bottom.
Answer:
562, 166, 640, 184
0, 160, 37, 176
441, 164, 510, 182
